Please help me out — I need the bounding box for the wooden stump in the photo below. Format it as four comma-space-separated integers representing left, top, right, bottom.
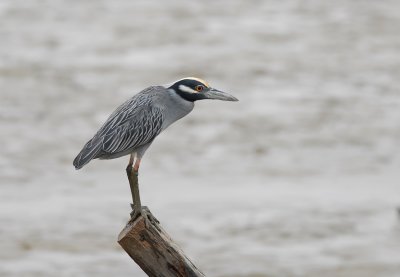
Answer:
118, 207, 205, 277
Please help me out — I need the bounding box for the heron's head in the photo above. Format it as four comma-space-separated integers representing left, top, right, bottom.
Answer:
167, 77, 238, 102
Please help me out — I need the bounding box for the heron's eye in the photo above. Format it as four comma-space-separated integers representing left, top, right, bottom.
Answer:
195, 85, 204, 92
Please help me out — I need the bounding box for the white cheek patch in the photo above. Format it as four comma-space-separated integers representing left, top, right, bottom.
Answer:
179, 84, 197, 94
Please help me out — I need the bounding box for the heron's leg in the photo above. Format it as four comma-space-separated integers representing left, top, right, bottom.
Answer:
125, 157, 158, 227
126, 155, 143, 220
126, 154, 134, 177
133, 157, 141, 172
126, 154, 135, 204
130, 158, 142, 216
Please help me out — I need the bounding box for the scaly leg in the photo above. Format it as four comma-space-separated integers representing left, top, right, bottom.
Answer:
125, 155, 158, 227
126, 154, 142, 220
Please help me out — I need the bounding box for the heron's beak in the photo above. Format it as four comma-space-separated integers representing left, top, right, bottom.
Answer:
203, 88, 239, 101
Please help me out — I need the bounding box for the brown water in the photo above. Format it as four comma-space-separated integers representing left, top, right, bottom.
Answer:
1, 1, 400, 276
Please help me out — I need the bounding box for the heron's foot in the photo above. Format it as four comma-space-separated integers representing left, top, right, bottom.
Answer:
142, 206, 160, 226
129, 205, 159, 229
130, 204, 142, 221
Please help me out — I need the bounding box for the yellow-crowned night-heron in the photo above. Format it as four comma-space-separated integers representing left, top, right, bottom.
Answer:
73, 77, 238, 219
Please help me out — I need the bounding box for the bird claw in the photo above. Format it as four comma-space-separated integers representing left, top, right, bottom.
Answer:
142, 206, 160, 226
129, 205, 159, 229
130, 204, 142, 220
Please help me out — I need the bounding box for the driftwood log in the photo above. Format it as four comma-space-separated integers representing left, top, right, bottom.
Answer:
118, 207, 205, 277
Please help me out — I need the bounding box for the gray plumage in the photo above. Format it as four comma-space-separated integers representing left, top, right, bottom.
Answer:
73, 77, 238, 170
73, 77, 237, 222
73, 85, 194, 169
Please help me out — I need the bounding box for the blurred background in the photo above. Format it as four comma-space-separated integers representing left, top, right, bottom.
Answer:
1, 0, 399, 276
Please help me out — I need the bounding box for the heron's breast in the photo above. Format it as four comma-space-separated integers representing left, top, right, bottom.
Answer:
161, 93, 194, 130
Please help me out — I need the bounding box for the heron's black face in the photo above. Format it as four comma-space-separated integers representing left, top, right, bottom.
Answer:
168, 77, 238, 102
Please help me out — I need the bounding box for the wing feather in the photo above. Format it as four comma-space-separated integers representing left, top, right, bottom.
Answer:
100, 106, 164, 155
74, 86, 166, 168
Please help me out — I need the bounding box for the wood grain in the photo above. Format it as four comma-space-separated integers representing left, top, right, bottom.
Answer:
118, 207, 205, 277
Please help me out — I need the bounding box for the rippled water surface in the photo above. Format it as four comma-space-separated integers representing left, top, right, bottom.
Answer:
1, 1, 400, 276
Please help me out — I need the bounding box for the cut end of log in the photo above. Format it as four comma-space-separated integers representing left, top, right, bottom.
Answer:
118, 207, 205, 277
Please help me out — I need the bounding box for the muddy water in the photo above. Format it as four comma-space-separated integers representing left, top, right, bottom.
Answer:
1, 1, 400, 276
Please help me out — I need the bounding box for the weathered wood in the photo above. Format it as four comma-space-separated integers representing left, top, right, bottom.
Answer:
118, 207, 206, 277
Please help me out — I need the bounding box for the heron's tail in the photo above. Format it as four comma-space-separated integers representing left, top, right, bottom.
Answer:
73, 138, 102, 169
